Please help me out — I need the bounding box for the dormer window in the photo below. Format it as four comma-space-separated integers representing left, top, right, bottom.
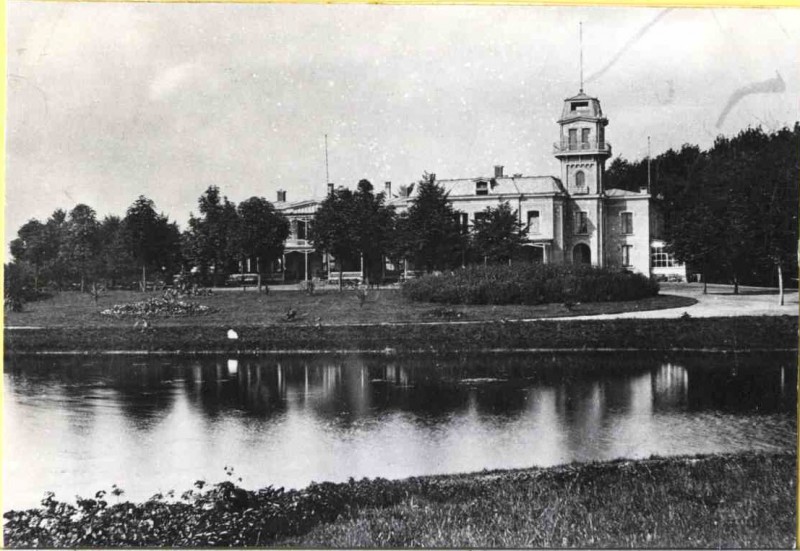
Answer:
476, 180, 489, 196
571, 101, 589, 113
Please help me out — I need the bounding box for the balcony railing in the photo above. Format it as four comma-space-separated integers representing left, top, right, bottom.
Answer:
553, 140, 612, 154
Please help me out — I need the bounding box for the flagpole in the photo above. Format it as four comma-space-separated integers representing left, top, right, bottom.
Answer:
647, 136, 652, 194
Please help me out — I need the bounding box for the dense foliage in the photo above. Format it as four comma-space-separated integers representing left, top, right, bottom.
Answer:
606, 125, 799, 291
402, 264, 659, 305
470, 202, 528, 264
7, 188, 289, 300
393, 174, 466, 272
310, 180, 395, 287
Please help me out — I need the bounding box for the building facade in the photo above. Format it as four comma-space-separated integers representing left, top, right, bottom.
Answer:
274, 89, 685, 282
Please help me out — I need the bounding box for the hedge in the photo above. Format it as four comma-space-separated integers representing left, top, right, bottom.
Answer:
402, 264, 660, 305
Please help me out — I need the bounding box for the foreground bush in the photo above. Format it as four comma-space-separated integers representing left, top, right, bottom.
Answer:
4, 452, 794, 547
402, 264, 660, 305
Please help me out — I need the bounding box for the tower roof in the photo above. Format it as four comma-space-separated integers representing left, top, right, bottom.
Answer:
559, 91, 606, 123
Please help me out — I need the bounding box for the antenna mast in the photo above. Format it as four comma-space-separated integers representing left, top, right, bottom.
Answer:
325, 134, 330, 184
647, 136, 652, 194
579, 22, 584, 92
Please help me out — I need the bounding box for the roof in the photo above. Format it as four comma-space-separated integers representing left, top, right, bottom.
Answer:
388, 175, 566, 206
605, 188, 650, 198
559, 90, 606, 122
275, 199, 321, 215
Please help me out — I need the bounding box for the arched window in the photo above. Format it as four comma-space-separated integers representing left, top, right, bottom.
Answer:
575, 170, 586, 189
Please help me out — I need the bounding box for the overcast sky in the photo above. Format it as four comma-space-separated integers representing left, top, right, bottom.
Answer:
6, 3, 800, 250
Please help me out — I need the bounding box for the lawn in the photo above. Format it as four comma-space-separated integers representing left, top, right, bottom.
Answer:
5, 288, 696, 328
281, 452, 796, 548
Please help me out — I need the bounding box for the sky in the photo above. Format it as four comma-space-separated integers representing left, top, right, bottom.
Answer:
6, 3, 800, 252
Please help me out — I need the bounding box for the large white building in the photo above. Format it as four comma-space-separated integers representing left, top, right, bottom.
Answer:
274, 89, 685, 283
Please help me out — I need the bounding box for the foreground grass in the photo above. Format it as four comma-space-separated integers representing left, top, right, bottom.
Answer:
5, 288, 696, 328
283, 452, 796, 548
4, 452, 794, 548
5, 315, 797, 353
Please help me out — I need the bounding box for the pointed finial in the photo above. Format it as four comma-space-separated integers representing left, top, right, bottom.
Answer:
579, 22, 584, 93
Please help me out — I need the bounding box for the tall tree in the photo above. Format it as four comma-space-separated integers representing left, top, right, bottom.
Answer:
235, 196, 290, 290
309, 186, 360, 290
60, 204, 101, 292
183, 186, 240, 286
9, 219, 57, 291
122, 196, 182, 291
471, 202, 528, 264
352, 179, 396, 284
394, 174, 465, 273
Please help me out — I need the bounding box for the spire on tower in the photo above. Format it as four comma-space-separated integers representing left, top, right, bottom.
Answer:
579, 22, 584, 93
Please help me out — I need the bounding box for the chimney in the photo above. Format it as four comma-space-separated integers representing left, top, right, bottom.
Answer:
494, 165, 504, 178
277, 189, 286, 203
384, 181, 392, 196
327, 183, 334, 195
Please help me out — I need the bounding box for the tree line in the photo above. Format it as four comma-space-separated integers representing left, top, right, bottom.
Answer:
7, 177, 530, 295
606, 124, 799, 294
8, 186, 290, 294
8, 124, 798, 297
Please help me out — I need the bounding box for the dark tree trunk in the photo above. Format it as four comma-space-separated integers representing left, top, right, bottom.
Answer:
257, 257, 262, 293
702, 265, 707, 295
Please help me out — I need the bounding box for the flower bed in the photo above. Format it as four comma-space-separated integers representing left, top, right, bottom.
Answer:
402, 264, 660, 305
100, 298, 214, 319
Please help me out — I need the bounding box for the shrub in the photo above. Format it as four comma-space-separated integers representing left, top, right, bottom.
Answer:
100, 298, 214, 319
402, 264, 659, 305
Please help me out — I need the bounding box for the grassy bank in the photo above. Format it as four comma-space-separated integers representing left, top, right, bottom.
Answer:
4, 452, 795, 548
5, 288, 695, 328
5, 315, 797, 354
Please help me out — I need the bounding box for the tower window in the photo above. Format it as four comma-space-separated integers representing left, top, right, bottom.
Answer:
527, 210, 540, 234
571, 101, 589, 112
575, 170, 586, 190
581, 128, 590, 148
568, 129, 577, 149
476, 181, 488, 195
574, 211, 588, 235
621, 212, 633, 234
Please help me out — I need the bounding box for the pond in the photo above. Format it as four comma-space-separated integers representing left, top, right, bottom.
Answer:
3, 352, 796, 510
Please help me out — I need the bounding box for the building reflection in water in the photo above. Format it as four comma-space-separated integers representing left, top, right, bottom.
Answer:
3, 352, 796, 510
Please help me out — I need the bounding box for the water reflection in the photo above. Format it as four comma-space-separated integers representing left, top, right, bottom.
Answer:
4, 352, 796, 510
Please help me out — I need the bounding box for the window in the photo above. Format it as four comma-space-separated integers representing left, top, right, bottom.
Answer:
474, 212, 487, 225
622, 245, 632, 267
568, 129, 577, 149
575, 170, 586, 190
651, 246, 677, 268
527, 210, 540, 234
581, 128, 590, 148
621, 212, 633, 234
476, 181, 488, 196
296, 220, 307, 240
453, 212, 469, 234
574, 211, 588, 235
570, 101, 589, 112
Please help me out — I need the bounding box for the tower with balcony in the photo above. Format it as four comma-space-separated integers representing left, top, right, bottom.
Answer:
554, 91, 612, 266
